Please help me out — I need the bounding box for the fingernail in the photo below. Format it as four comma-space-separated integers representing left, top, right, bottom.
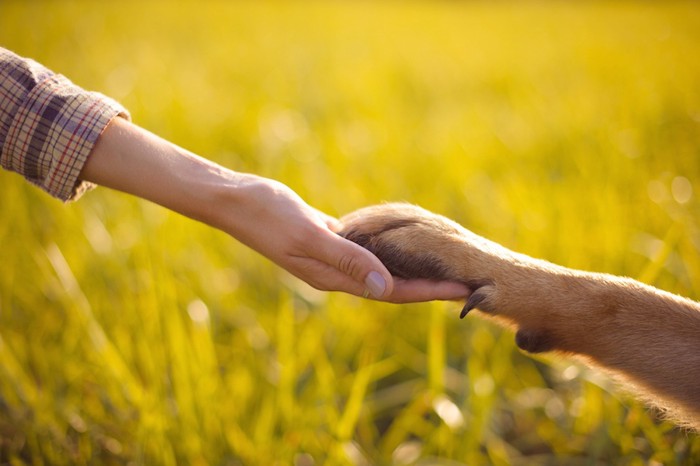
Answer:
365, 271, 387, 298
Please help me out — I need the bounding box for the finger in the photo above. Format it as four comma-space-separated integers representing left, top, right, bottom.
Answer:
311, 228, 395, 299
316, 210, 341, 231
288, 256, 368, 296
384, 279, 471, 304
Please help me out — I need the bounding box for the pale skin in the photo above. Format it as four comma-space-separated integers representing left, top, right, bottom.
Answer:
79, 117, 469, 303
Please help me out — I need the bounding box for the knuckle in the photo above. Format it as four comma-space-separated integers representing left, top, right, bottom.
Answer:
337, 253, 363, 279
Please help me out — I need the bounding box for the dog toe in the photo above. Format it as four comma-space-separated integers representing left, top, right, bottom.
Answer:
460, 280, 496, 318
515, 328, 557, 353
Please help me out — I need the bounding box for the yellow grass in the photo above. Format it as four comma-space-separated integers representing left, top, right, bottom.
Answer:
1, 1, 699, 464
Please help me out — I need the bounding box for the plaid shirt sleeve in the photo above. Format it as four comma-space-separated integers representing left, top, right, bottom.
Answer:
0, 47, 130, 202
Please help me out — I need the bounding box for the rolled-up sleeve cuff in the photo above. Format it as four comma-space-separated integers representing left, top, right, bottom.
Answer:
2, 73, 130, 202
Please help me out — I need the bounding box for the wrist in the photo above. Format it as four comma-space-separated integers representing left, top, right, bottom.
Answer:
196, 172, 265, 236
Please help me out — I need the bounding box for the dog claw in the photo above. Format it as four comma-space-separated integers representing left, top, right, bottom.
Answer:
460, 287, 490, 318
458, 279, 497, 319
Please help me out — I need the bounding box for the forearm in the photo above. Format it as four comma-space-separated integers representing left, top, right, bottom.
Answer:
80, 117, 242, 232
496, 263, 700, 423
81, 118, 314, 257
569, 274, 700, 411
453, 235, 700, 426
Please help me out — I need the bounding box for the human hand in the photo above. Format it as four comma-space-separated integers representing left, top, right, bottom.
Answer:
215, 176, 470, 303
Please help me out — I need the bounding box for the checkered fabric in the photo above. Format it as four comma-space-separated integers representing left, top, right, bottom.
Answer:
0, 47, 130, 202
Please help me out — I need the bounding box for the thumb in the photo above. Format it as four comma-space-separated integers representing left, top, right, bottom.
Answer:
318, 231, 395, 299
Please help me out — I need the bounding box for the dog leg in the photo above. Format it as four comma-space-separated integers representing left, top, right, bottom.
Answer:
340, 203, 700, 429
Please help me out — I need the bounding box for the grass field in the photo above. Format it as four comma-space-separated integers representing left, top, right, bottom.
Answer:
1, 1, 700, 464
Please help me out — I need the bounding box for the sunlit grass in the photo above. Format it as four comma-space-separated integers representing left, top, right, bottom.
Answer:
1, 0, 700, 464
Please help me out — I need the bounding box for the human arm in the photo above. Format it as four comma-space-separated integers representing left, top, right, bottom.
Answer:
80, 118, 470, 302
0, 47, 468, 302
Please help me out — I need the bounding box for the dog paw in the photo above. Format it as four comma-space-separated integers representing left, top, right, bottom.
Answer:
341, 203, 565, 352
340, 204, 457, 279
340, 203, 506, 314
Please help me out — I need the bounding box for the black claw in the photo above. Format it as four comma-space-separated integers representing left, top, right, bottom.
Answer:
459, 290, 487, 318
459, 279, 495, 319
466, 291, 487, 314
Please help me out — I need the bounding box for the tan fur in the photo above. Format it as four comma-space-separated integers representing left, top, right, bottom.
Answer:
340, 203, 700, 429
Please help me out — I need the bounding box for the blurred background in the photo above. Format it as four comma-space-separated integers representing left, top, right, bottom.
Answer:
1, 1, 699, 464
